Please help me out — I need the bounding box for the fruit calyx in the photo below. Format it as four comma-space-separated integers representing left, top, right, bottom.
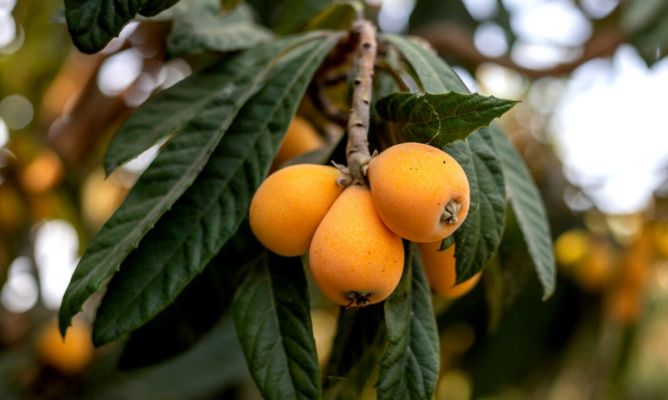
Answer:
344, 291, 372, 308
441, 200, 462, 225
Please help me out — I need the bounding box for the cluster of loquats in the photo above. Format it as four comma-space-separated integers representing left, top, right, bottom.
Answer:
250, 121, 482, 307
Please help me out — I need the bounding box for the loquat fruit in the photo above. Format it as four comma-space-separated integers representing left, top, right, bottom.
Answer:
368, 142, 470, 243
418, 241, 481, 299
309, 185, 404, 307
250, 164, 342, 257
273, 117, 324, 168
37, 320, 94, 375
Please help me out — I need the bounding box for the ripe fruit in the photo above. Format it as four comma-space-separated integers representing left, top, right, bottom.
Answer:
368, 142, 470, 243
419, 241, 481, 299
37, 320, 94, 375
575, 240, 614, 292
309, 185, 404, 307
273, 117, 324, 167
554, 229, 589, 267
250, 164, 342, 257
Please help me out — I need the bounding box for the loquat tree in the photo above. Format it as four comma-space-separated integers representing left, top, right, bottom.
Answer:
58, 0, 558, 398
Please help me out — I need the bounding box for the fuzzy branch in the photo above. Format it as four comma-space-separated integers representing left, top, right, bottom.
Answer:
339, 19, 377, 186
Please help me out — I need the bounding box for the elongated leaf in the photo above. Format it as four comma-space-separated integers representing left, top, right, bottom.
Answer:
103, 61, 223, 175
376, 92, 518, 147
446, 130, 506, 281
386, 34, 505, 281
167, 0, 272, 56
118, 229, 256, 369
91, 36, 339, 344
323, 305, 385, 399
232, 252, 320, 400
64, 0, 181, 53
139, 0, 181, 16
377, 245, 439, 400
490, 127, 555, 298
59, 38, 307, 337
381, 34, 466, 94
91, 318, 249, 400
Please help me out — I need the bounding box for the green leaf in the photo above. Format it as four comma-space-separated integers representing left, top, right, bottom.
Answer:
377, 245, 439, 400
232, 252, 320, 400
381, 34, 467, 94
385, 34, 506, 281
446, 130, 506, 282
167, 0, 272, 56
59, 37, 308, 337
90, 318, 249, 400
489, 127, 555, 299
376, 92, 518, 147
64, 0, 181, 53
323, 305, 385, 399
118, 230, 254, 369
138, 0, 181, 16
273, 0, 332, 34
90, 36, 339, 345
304, 1, 361, 31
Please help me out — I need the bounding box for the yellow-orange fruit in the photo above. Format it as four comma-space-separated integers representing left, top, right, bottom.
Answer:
368, 142, 470, 243
273, 117, 324, 167
309, 185, 404, 307
37, 320, 94, 375
419, 242, 481, 299
575, 241, 615, 292
250, 164, 342, 256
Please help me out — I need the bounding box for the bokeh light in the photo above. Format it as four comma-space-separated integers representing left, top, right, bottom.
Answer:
0, 256, 39, 313
34, 220, 79, 310
97, 48, 144, 96
0, 94, 34, 130
474, 22, 509, 58
0, 118, 8, 147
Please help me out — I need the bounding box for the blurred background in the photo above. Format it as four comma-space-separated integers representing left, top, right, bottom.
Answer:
1, 0, 668, 399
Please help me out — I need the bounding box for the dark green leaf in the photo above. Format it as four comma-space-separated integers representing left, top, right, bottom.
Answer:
381, 34, 467, 94
438, 235, 454, 251
447, 130, 506, 282
376, 92, 518, 146
59, 37, 307, 337
385, 34, 506, 281
167, 0, 272, 56
139, 0, 181, 16
118, 229, 255, 369
377, 245, 439, 400
232, 252, 320, 400
90, 36, 339, 345
64, 0, 181, 53
304, 1, 361, 31
323, 305, 385, 399
90, 318, 249, 400
489, 127, 555, 299
273, 0, 332, 34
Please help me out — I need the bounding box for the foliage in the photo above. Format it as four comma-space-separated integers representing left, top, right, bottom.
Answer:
53, 0, 565, 398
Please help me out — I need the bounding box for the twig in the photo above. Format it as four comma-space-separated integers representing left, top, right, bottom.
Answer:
337, 19, 377, 187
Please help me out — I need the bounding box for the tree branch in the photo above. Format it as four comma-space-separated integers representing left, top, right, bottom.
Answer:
338, 19, 376, 187
416, 23, 624, 79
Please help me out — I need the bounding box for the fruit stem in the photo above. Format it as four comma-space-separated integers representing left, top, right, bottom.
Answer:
339, 19, 376, 187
